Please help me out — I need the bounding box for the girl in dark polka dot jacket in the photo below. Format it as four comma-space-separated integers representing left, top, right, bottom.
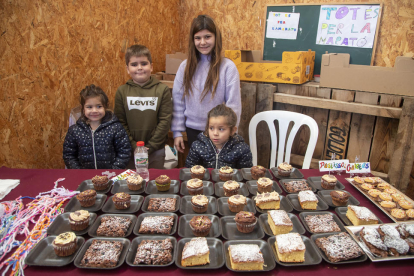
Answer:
185, 104, 253, 169
63, 85, 132, 169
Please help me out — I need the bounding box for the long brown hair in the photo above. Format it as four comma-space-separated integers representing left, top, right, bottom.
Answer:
183, 15, 222, 102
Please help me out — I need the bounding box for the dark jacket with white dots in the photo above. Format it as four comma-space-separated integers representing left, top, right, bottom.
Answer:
185, 132, 253, 169
63, 113, 132, 169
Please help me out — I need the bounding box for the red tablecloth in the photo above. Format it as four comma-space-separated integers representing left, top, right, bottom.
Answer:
0, 166, 412, 276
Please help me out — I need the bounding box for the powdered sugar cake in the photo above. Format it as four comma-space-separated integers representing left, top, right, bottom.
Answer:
346, 205, 378, 226
147, 198, 176, 212
96, 216, 132, 237
255, 191, 280, 210
181, 237, 210, 267
228, 244, 264, 271
80, 240, 123, 268
304, 214, 341, 233
268, 210, 293, 235
275, 233, 306, 262
298, 191, 318, 210
138, 216, 174, 234
315, 232, 363, 262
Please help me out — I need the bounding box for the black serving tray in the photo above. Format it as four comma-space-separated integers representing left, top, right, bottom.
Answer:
76, 179, 112, 194
240, 168, 273, 181
87, 214, 137, 238
64, 194, 107, 213
308, 176, 346, 191
179, 168, 211, 181
133, 212, 178, 236
268, 235, 322, 266
175, 237, 225, 269
317, 190, 360, 208
253, 195, 294, 214
141, 194, 180, 213
286, 194, 329, 212
111, 179, 145, 195
270, 167, 304, 180
211, 169, 243, 182
335, 206, 383, 226
47, 212, 97, 236
279, 179, 317, 194
298, 211, 346, 234
258, 212, 306, 236
246, 179, 283, 195
101, 195, 143, 214
125, 236, 177, 267
310, 232, 368, 264
145, 180, 180, 194
73, 237, 130, 269
224, 239, 276, 271
25, 236, 85, 267
220, 216, 265, 240
178, 214, 221, 238
214, 182, 249, 197
180, 180, 215, 196
179, 195, 218, 215
217, 197, 256, 216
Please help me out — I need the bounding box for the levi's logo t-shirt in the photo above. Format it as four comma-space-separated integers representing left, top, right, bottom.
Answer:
127, 97, 157, 111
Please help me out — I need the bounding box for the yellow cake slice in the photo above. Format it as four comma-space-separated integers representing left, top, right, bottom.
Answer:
268, 210, 293, 235
181, 237, 210, 267
255, 191, 280, 210
298, 190, 318, 210
228, 244, 264, 271
275, 233, 305, 263
346, 205, 378, 226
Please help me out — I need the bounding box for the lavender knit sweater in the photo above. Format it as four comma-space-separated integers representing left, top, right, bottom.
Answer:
171, 54, 241, 138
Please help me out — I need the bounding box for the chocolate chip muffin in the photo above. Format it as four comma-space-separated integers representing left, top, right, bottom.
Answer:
112, 192, 131, 209
235, 211, 257, 233
189, 216, 212, 237
91, 175, 109, 190
76, 189, 97, 207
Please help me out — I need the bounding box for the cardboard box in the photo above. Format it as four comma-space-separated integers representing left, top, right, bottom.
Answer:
165, 52, 186, 74
320, 53, 414, 96
225, 50, 315, 84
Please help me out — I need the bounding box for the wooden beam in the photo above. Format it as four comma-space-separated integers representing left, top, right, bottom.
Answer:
160, 80, 174, 89
388, 97, 414, 192
274, 93, 402, 119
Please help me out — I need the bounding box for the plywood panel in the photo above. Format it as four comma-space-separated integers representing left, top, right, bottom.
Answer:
0, 0, 181, 168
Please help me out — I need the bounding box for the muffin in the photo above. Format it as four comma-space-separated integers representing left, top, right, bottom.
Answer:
257, 177, 273, 193
277, 162, 292, 177
187, 178, 204, 195
330, 190, 350, 206
189, 216, 212, 237
378, 192, 392, 202
352, 176, 364, 186
367, 189, 381, 201
223, 180, 240, 197
112, 192, 131, 209
235, 211, 257, 233
251, 165, 266, 180
398, 199, 414, 210
52, 232, 77, 257
190, 165, 206, 180
126, 174, 143, 191
91, 175, 109, 191
191, 195, 209, 213
321, 174, 337, 189
391, 208, 407, 221
69, 210, 90, 231
155, 175, 171, 192
219, 166, 234, 181
380, 200, 397, 212
228, 195, 247, 212
76, 189, 97, 207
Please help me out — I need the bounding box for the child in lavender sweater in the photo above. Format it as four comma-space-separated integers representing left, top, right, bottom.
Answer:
171, 15, 241, 153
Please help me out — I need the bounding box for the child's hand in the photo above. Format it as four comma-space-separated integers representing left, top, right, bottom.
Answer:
174, 137, 185, 153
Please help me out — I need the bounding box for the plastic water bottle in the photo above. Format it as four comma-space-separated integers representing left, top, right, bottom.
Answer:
134, 141, 149, 181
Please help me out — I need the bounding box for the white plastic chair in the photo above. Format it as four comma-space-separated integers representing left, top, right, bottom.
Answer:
249, 110, 319, 169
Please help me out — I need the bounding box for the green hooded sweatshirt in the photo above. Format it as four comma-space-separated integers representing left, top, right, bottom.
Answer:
114, 77, 172, 155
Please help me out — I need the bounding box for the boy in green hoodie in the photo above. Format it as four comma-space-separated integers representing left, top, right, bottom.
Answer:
114, 44, 172, 169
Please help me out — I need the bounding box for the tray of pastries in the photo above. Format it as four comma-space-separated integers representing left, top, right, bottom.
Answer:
345, 177, 414, 222
344, 222, 414, 262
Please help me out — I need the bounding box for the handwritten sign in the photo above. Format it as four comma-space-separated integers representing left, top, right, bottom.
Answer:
319, 159, 349, 172
316, 5, 380, 48
266, 12, 300, 40
346, 162, 371, 173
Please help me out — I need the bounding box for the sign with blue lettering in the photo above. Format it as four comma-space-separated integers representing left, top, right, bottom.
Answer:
316, 5, 380, 48
266, 12, 300, 40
